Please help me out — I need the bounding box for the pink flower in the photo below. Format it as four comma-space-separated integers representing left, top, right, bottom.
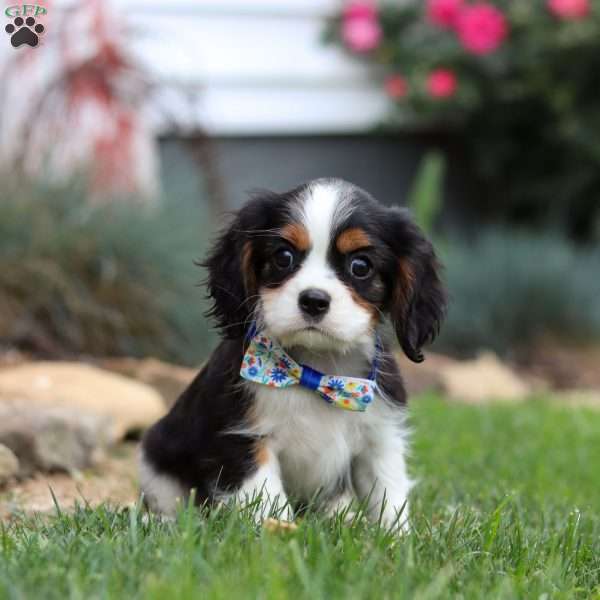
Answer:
342, 0, 382, 53
426, 0, 464, 29
384, 74, 409, 99
456, 3, 508, 55
547, 0, 590, 20
427, 69, 458, 98
343, 0, 377, 20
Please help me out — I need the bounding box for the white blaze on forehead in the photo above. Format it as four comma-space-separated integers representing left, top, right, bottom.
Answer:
298, 181, 354, 254
300, 182, 343, 256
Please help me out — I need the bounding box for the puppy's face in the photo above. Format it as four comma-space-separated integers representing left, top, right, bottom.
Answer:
257, 184, 387, 352
206, 179, 446, 361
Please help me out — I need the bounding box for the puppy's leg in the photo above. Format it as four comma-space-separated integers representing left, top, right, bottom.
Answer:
324, 491, 357, 522
139, 449, 187, 517
352, 431, 412, 531
235, 445, 292, 523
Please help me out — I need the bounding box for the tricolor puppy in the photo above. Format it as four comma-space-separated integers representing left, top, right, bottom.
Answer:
140, 178, 446, 527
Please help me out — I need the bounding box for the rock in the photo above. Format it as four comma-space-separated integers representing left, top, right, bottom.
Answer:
99, 357, 196, 408
439, 352, 531, 403
397, 351, 531, 403
0, 402, 113, 476
0, 362, 166, 440
0, 348, 29, 370
523, 341, 600, 391
553, 390, 600, 410
0, 443, 19, 485
396, 352, 457, 396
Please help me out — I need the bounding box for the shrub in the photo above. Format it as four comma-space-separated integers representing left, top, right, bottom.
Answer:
3, 176, 597, 363
436, 228, 600, 357
329, 1, 600, 240
0, 178, 215, 364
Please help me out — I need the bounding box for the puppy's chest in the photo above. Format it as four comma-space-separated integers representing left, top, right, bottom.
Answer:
251, 384, 375, 498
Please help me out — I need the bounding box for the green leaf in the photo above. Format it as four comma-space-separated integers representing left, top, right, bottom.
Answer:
407, 151, 445, 235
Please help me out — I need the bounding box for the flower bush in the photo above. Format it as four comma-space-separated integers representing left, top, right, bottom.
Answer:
427, 0, 463, 29
455, 3, 508, 55
427, 69, 458, 98
548, 0, 590, 20
329, 0, 600, 240
341, 0, 382, 52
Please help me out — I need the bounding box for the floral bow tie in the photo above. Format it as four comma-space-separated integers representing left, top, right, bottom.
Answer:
240, 331, 380, 412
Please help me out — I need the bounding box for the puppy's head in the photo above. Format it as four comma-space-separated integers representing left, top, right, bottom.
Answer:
205, 179, 446, 361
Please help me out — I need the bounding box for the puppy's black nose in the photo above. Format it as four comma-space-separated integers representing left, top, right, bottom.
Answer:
298, 288, 331, 320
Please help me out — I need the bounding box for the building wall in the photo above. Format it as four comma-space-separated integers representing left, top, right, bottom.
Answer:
123, 0, 389, 135
124, 1, 456, 214
160, 134, 471, 231
39, 1, 467, 221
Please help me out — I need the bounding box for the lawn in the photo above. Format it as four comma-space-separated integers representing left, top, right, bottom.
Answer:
1, 396, 599, 599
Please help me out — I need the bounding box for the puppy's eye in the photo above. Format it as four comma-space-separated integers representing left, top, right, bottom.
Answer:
349, 256, 373, 280
273, 248, 295, 270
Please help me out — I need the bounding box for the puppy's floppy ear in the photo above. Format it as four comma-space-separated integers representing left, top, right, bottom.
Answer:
204, 196, 272, 339
385, 208, 447, 363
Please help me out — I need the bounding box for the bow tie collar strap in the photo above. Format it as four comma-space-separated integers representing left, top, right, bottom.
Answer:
240, 332, 380, 412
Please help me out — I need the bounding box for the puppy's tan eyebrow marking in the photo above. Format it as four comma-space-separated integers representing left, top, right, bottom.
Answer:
280, 222, 311, 251
336, 227, 371, 254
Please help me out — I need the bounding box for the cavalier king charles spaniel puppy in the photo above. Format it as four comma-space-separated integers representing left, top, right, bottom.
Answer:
140, 178, 446, 527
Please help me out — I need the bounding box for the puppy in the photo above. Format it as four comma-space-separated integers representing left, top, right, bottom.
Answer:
140, 178, 446, 527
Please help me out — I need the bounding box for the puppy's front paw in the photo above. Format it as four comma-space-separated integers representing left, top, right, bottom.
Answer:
325, 493, 359, 523
237, 492, 294, 526
380, 503, 411, 534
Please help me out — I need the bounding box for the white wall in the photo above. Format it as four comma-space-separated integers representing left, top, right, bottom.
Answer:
121, 0, 388, 135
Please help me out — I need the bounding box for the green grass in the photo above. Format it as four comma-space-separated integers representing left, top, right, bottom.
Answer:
1, 397, 599, 599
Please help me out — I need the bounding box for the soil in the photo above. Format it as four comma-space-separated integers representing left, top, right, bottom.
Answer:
519, 342, 600, 391
0, 443, 139, 520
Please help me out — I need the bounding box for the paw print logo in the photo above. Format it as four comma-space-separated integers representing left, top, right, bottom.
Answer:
5, 16, 45, 48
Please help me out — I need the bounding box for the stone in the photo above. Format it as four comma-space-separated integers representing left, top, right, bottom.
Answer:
99, 357, 196, 408
0, 402, 113, 476
396, 352, 457, 396
0, 443, 19, 485
0, 348, 29, 370
439, 352, 531, 403
523, 342, 600, 391
553, 390, 600, 410
397, 350, 531, 403
0, 362, 167, 440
